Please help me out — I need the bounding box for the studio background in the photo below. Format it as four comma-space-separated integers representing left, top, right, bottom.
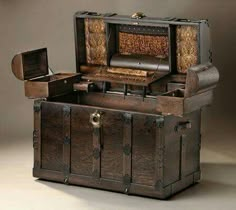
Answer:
0, 1, 235, 210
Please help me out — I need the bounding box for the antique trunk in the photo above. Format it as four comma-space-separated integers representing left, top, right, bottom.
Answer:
12, 11, 219, 199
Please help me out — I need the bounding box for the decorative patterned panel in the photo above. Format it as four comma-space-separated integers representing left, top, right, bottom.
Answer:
176, 26, 198, 73
85, 18, 107, 65
119, 32, 169, 58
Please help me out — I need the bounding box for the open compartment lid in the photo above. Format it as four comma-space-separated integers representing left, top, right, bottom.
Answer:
12, 48, 49, 80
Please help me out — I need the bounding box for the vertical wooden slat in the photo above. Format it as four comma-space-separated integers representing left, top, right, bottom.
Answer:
33, 100, 42, 170
92, 127, 101, 178
63, 105, 71, 183
122, 113, 132, 193
154, 116, 165, 191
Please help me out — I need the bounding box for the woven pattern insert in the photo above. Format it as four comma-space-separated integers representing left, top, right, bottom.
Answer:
119, 32, 169, 58
176, 26, 198, 73
85, 18, 107, 65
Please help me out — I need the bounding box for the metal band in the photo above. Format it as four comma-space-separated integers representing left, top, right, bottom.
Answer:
154, 116, 165, 191
123, 113, 132, 193
33, 100, 42, 170
63, 105, 71, 184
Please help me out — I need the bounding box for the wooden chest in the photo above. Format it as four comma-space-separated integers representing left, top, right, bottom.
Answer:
12, 11, 219, 199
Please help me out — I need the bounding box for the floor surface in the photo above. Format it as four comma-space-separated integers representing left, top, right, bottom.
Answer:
0, 135, 236, 210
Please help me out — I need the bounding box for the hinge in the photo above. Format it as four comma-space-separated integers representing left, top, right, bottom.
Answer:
63, 105, 71, 117
156, 117, 164, 128
123, 144, 131, 156
63, 136, 71, 145
34, 100, 42, 112
123, 113, 132, 124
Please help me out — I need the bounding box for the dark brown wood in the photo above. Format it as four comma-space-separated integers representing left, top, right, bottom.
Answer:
12, 11, 219, 200
82, 70, 169, 87
12, 48, 48, 81
185, 63, 220, 97
156, 90, 213, 116
24, 73, 80, 98
32, 101, 202, 199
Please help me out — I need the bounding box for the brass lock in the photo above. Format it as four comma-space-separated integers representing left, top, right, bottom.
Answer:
131, 12, 146, 19
90, 111, 103, 128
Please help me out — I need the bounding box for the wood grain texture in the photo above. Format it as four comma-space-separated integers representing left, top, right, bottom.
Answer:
101, 111, 123, 181
71, 106, 93, 176
24, 73, 80, 98
132, 115, 156, 186
185, 63, 219, 97
41, 103, 64, 171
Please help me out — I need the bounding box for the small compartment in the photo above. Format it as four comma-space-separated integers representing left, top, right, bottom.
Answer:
12, 48, 81, 98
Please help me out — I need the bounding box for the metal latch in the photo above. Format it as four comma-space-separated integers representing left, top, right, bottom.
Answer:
90, 111, 103, 128
85, 12, 101, 16
131, 12, 146, 19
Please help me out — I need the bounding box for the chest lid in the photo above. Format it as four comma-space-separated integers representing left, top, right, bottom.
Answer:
12, 48, 48, 80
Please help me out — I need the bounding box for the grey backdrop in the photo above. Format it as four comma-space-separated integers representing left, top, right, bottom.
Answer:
0, 0, 235, 158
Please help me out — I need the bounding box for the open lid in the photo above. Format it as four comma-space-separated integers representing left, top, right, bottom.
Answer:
12, 48, 48, 80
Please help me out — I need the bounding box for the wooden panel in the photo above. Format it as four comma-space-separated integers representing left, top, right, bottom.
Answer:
163, 132, 181, 186
132, 115, 156, 186
82, 70, 168, 86
181, 111, 201, 176
79, 92, 158, 114
24, 73, 80, 99
163, 111, 201, 186
41, 103, 63, 171
70, 106, 93, 176
163, 115, 182, 186
101, 111, 123, 181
